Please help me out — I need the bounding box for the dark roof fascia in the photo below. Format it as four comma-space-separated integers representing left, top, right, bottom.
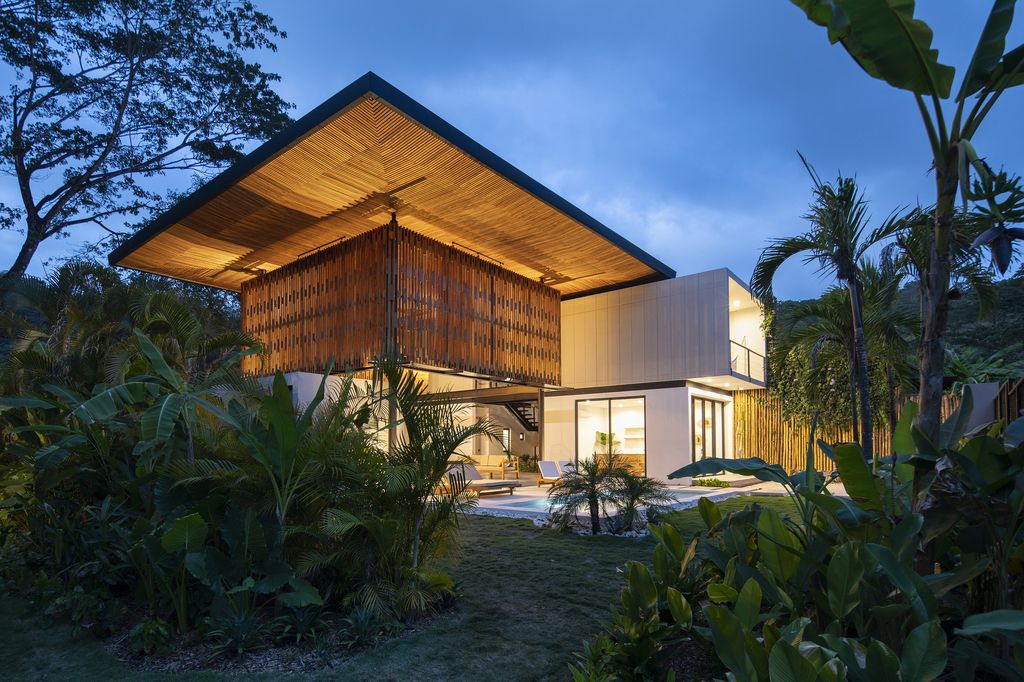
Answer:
544, 380, 688, 397
108, 72, 676, 283
559, 272, 667, 301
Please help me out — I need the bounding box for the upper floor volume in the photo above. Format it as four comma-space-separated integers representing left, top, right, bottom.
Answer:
108, 72, 763, 389
107, 72, 679, 387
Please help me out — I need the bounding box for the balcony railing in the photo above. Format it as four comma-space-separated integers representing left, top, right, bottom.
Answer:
730, 340, 766, 383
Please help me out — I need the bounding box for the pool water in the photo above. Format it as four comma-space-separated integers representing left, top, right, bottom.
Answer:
666, 489, 708, 503
499, 497, 552, 511
491, 488, 712, 512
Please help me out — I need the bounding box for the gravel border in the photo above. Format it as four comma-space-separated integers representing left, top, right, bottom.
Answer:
464, 488, 744, 533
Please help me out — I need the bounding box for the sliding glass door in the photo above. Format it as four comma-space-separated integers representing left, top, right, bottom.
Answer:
575, 397, 645, 474
692, 397, 726, 460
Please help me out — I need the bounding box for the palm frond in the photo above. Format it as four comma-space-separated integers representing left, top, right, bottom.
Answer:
750, 235, 820, 301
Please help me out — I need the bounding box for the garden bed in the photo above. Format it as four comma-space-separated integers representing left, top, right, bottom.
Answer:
2, 505, 799, 681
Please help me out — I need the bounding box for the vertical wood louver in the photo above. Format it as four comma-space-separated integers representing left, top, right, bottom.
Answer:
240, 219, 561, 386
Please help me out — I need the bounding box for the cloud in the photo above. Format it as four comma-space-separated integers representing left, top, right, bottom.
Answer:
416, 67, 836, 298
579, 191, 802, 288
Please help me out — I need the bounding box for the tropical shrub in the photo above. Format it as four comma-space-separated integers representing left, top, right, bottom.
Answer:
691, 477, 731, 488
272, 606, 332, 646
204, 599, 271, 658
548, 456, 672, 534
129, 617, 174, 656
571, 395, 1024, 680
944, 343, 1024, 394
0, 285, 491, 660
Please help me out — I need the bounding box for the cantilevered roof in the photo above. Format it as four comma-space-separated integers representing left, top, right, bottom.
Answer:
109, 72, 675, 296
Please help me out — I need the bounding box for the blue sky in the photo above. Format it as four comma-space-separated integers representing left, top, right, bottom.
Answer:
5, 1, 1023, 299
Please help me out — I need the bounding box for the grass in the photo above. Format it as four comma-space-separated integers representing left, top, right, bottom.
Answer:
1, 494, 795, 681
661, 494, 798, 537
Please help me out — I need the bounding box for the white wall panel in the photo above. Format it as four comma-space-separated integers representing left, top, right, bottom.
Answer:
561, 268, 737, 388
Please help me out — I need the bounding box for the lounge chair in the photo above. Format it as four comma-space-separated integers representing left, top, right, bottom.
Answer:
449, 462, 522, 496
537, 460, 562, 487
558, 460, 575, 475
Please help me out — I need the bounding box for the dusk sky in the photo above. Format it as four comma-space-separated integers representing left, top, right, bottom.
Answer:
5, 1, 1023, 300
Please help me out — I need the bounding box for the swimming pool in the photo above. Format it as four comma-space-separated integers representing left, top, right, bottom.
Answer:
499, 497, 552, 511
665, 489, 711, 504
487, 488, 717, 513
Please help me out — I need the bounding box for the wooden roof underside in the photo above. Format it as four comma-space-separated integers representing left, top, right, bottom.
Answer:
110, 74, 673, 296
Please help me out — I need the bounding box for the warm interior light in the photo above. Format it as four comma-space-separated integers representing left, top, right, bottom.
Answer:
732, 299, 741, 308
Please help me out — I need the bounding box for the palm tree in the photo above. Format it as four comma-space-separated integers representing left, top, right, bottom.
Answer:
547, 456, 629, 534
881, 207, 1000, 316
776, 289, 865, 443
773, 262, 918, 446
0, 260, 133, 390
858, 265, 921, 430
103, 289, 262, 385
607, 471, 675, 533
752, 161, 894, 460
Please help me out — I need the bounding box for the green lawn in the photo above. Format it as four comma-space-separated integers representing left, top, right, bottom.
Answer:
1, 495, 795, 681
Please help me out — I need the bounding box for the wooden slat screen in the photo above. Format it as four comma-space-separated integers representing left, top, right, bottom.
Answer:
996, 378, 1024, 423
240, 227, 388, 375
733, 389, 959, 473
240, 220, 560, 385
394, 226, 560, 385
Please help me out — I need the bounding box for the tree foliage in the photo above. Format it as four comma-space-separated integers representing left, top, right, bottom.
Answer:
0, 260, 241, 392
0, 0, 293, 283
770, 263, 917, 431
0, 269, 489, 650
574, 400, 1024, 680
785, 0, 1024, 453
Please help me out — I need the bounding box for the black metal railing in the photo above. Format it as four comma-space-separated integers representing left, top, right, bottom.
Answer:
730, 341, 766, 383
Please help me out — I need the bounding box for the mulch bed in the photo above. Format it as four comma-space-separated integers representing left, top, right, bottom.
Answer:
101, 612, 444, 675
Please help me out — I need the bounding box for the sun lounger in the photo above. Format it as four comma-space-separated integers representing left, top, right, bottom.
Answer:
537, 460, 562, 487
558, 460, 575, 475
449, 462, 522, 496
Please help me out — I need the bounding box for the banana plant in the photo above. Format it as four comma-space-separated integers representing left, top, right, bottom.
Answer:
159, 511, 207, 633
785, 0, 1024, 459
210, 368, 332, 530
72, 329, 256, 465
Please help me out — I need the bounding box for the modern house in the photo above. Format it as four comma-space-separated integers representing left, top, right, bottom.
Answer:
109, 72, 766, 483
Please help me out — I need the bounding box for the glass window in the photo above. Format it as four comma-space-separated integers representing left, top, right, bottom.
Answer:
576, 397, 645, 475
612, 398, 645, 475
576, 399, 610, 465
692, 397, 726, 459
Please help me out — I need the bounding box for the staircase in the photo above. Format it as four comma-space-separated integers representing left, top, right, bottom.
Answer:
504, 401, 539, 432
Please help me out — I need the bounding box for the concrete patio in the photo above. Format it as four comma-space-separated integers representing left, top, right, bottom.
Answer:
465, 470, 849, 521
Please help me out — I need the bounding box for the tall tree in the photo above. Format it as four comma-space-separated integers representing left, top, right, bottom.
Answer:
0, 0, 292, 286
786, 0, 1024, 445
0, 260, 246, 391
881, 207, 1002, 321
772, 262, 918, 447
752, 164, 892, 460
